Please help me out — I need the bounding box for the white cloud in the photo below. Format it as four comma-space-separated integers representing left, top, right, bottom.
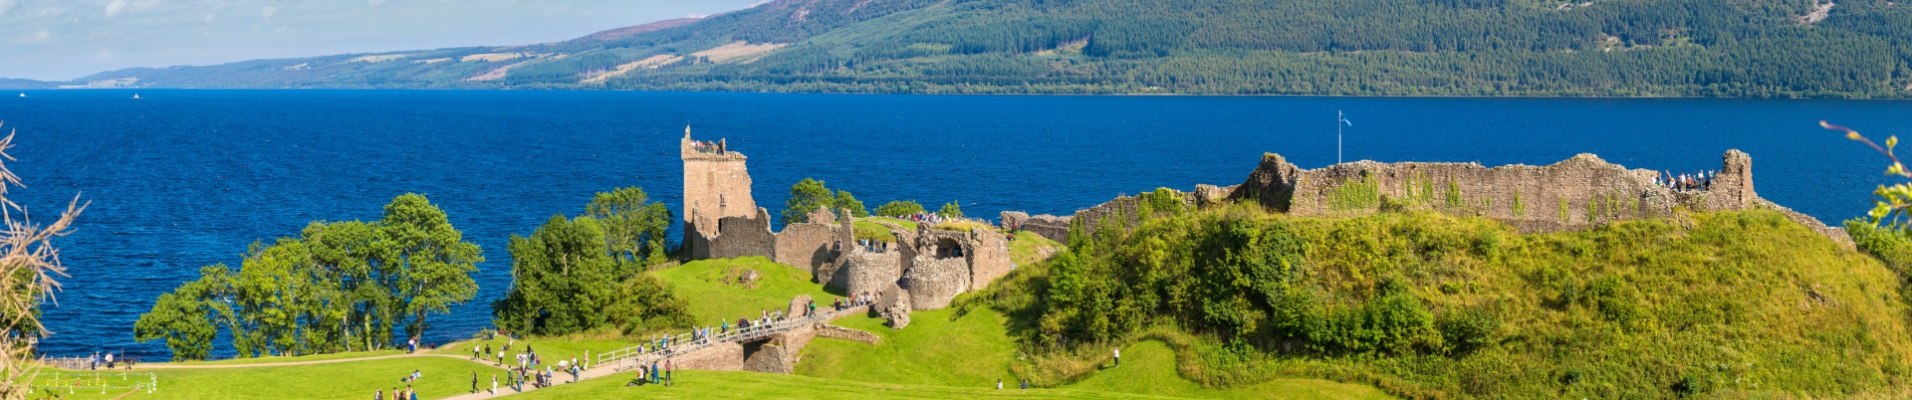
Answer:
23, 30, 50, 44
104, 0, 159, 18
203, 13, 214, 23
260, 5, 276, 18
368, 0, 387, 5
0, 0, 16, 18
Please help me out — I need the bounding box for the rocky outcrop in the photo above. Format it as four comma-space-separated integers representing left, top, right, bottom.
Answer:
742, 342, 794, 374
876, 283, 912, 329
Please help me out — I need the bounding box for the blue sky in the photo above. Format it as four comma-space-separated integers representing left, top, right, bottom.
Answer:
0, 0, 766, 81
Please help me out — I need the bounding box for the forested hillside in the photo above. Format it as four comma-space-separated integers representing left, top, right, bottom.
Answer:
34, 0, 1912, 97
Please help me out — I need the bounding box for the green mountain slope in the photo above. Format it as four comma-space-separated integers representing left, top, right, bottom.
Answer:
33, 0, 1912, 97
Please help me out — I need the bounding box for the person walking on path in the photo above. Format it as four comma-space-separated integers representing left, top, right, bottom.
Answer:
1113, 347, 1120, 367
490, 373, 498, 396
470, 370, 478, 393
665, 360, 674, 387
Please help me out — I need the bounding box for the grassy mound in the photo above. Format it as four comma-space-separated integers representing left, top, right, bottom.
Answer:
36, 356, 502, 400
797, 309, 1017, 387
984, 206, 1912, 398
650, 256, 840, 324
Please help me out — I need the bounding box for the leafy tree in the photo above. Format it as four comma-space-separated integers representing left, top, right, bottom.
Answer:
836, 190, 869, 218
494, 215, 621, 335
132, 273, 225, 360
938, 201, 964, 219
493, 188, 694, 336
585, 187, 674, 266
783, 178, 836, 224
134, 194, 482, 359
875, 200, 925, 217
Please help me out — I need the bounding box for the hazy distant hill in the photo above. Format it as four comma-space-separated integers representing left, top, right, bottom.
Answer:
17, 0, 1912, 97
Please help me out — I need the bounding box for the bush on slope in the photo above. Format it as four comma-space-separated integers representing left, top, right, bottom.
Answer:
980, 205, 1911, 398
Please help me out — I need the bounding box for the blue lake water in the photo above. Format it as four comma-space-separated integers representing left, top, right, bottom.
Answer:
0, 89, 1907, 360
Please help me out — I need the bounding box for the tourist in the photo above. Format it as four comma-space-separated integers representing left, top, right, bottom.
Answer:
471, 370, 478, 393
1021, 379, 1028, 389
666, 360, 674, 386
375, 388, 383, 400
105, 352, 114, 369
997, 379, 1003, 389
490, 373, 497, 396
1113, 347, 1120, 367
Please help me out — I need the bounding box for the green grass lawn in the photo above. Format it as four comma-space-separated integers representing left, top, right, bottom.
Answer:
853, 221, 898, 243
932, 221, 993, 232
156, 350, 408, 366
1065, 341, 1392, 400
510, 369, 1182, 399
651, 256, 840, 325
799, 309, 1390, 399
797, 309, 1017, 387
863, 217, 919, 231
1008, 230, 1061, 267
35, 356, 502, 400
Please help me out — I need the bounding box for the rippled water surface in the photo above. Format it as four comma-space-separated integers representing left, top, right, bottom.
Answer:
1, 90, 1907, 360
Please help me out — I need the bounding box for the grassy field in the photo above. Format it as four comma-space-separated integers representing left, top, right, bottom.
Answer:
34, 356, 501, 400
651, 256, 840, 324
510, 369, 1185, 399
1065, 341, 1391, 399
798, 309, 1017, 387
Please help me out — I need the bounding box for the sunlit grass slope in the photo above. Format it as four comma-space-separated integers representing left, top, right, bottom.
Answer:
36, 356, 500, 400
984, 207, 1912, 398
651, 256, 840, 324
797, 309, 1017, 387
1065, 341, 1391, 400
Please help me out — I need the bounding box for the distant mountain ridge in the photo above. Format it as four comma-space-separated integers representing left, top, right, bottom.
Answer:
11, 0, 1912, 98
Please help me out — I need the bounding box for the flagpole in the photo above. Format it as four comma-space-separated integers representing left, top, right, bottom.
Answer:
1337, 110, 1343, 164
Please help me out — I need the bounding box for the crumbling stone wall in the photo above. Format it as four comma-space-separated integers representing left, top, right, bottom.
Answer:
682, 130, 757, 234
706, 208, 777, 259
816, 325, 882, 344
901, 254, 969, 310
1070, 191, 1196, 242
670, 341, 744, 371
1017, 214, 1072, 244
1215, 150, 1848, 245
966, 228, 1013, 289
774, 222, 842, 275
830, 249, 903, 296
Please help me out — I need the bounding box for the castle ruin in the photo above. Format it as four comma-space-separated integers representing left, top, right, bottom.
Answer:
680, 129, 1017, 319
1033, 150, 1850, 249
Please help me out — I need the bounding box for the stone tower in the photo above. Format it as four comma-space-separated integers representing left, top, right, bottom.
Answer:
682, 126, 757, 239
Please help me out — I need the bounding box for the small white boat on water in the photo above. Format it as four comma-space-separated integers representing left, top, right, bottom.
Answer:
132, 93, 141, 100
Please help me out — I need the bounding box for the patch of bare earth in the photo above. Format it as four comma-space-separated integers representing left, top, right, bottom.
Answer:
1800, 1, 1835, 25
581, 55, 684, 84
467, 61, 531, 82
461, 53, 528, 63
691, 41, 789, 64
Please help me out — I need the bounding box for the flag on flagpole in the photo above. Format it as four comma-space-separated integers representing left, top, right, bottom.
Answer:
1341, 117, 1352, 126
